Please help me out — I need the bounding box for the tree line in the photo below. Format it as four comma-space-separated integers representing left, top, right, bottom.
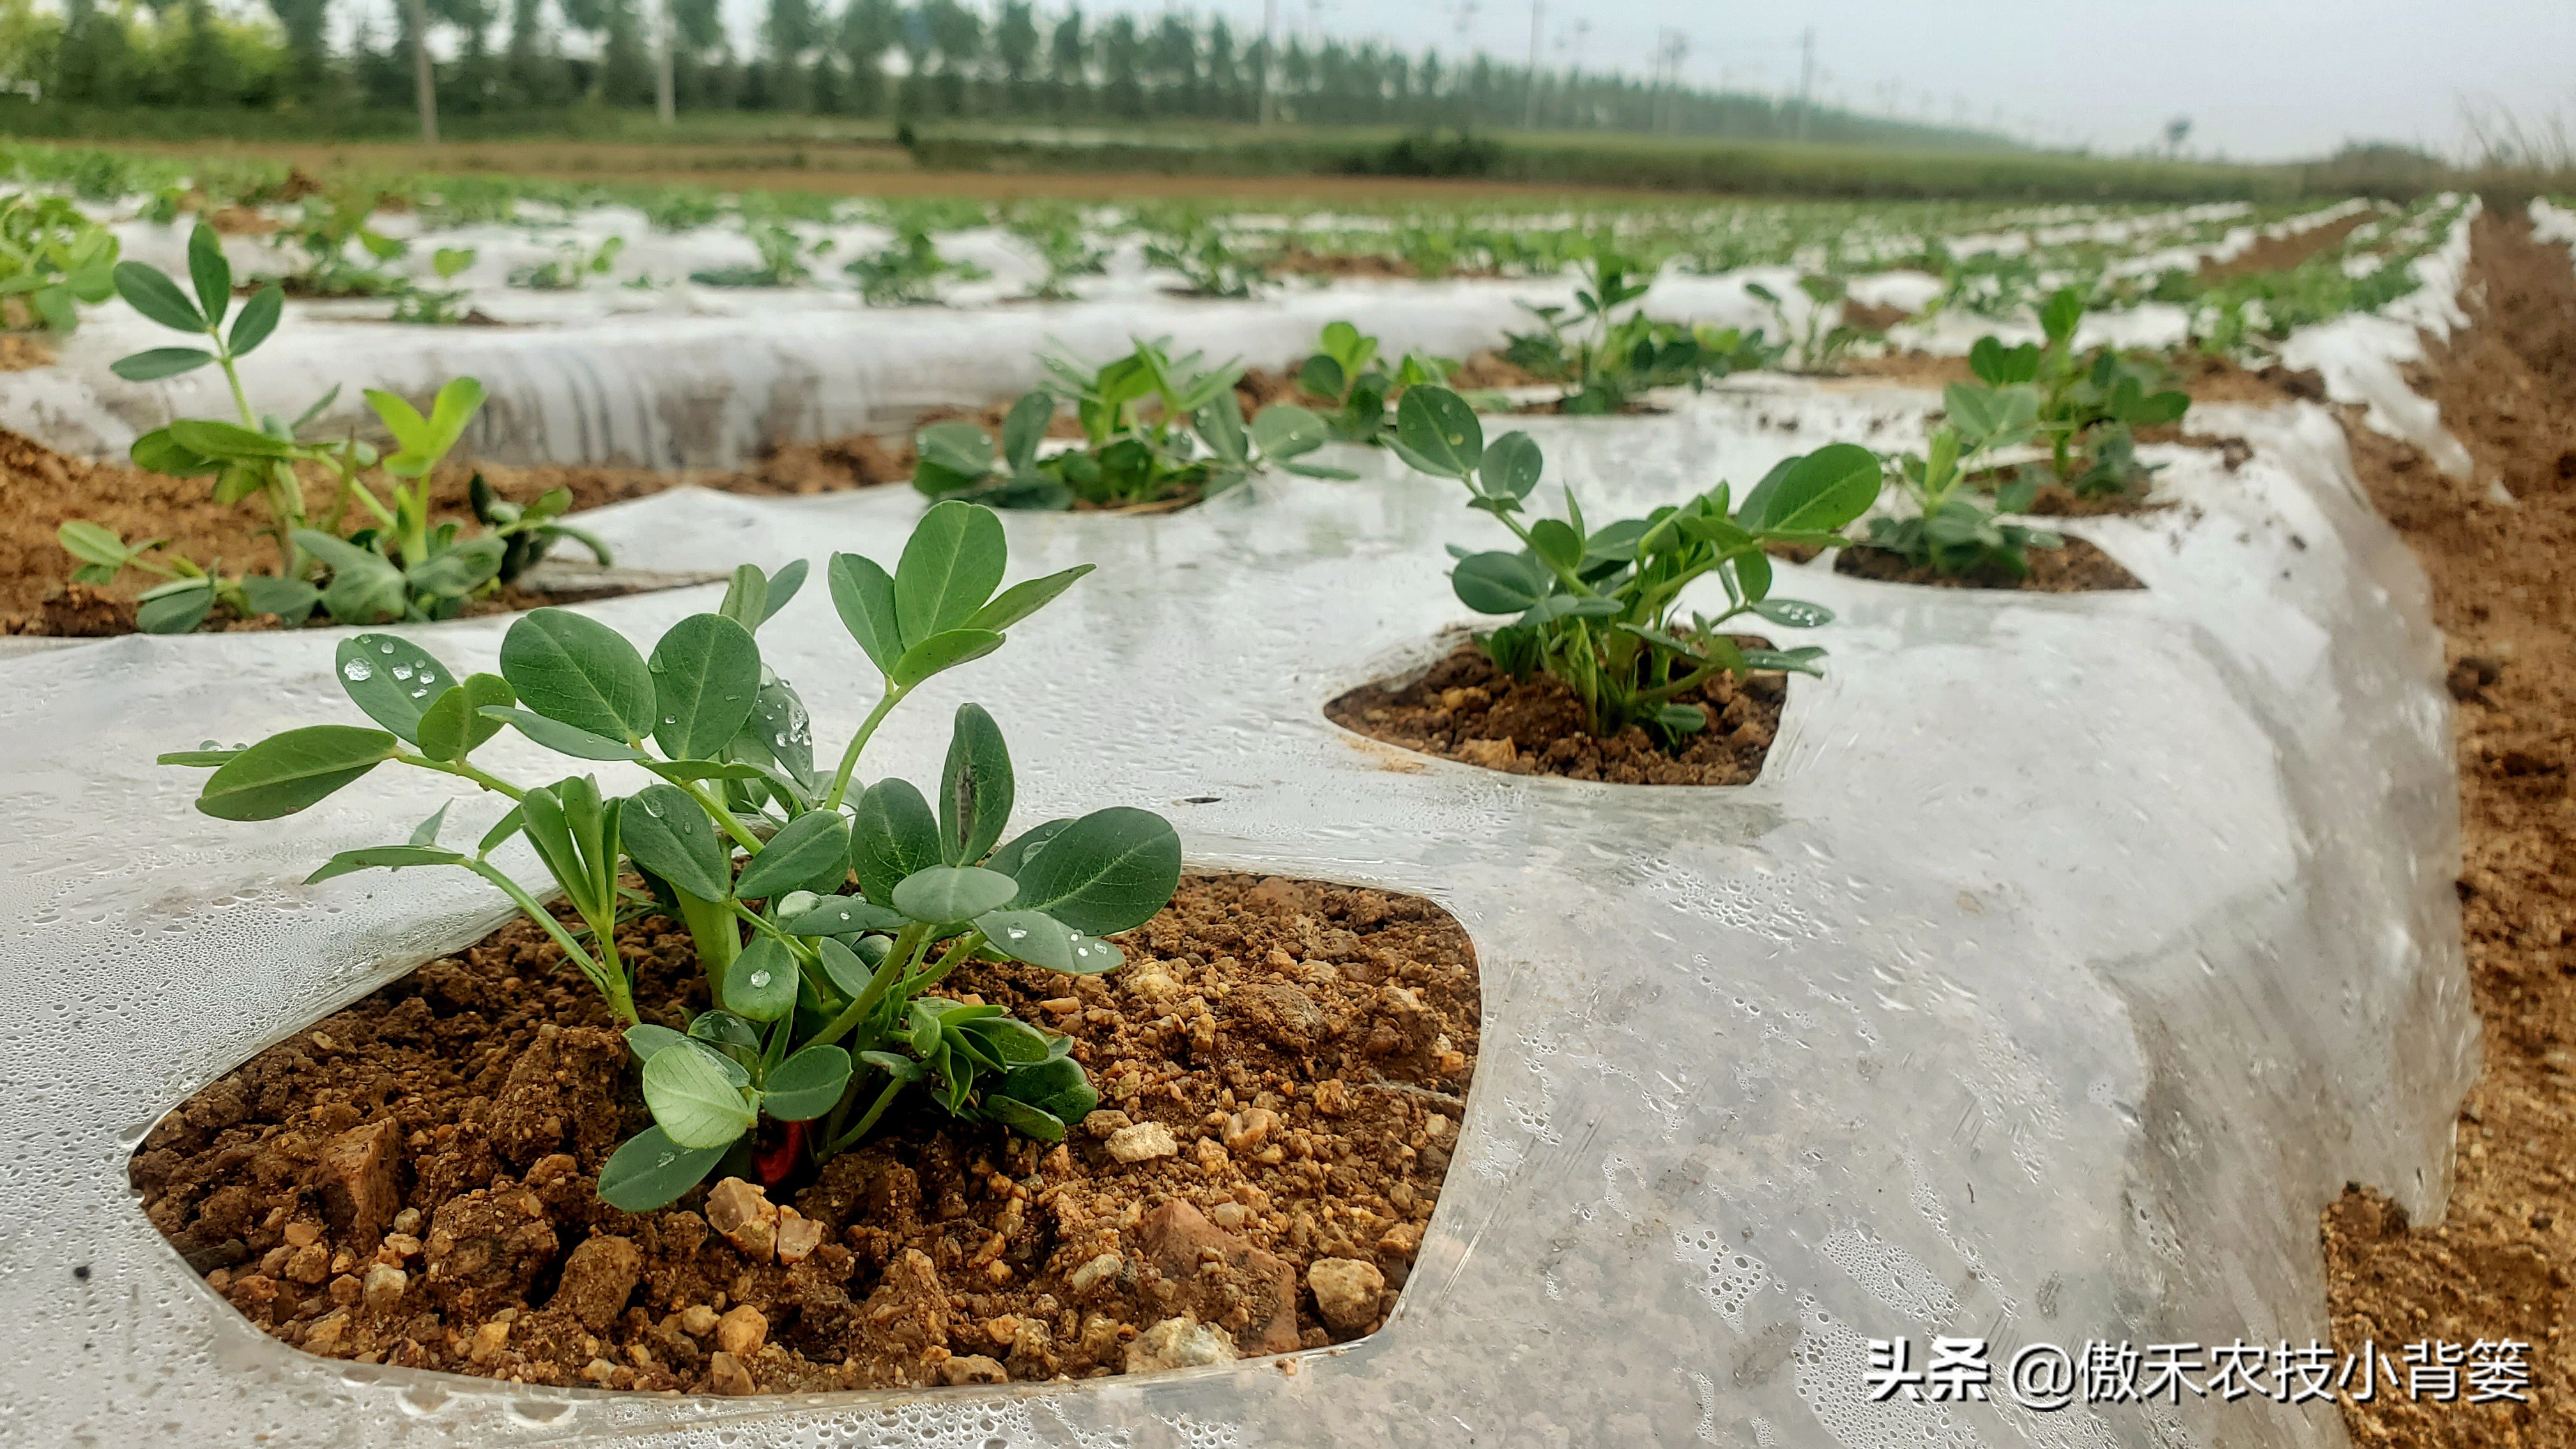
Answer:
2, 0, 1993, 150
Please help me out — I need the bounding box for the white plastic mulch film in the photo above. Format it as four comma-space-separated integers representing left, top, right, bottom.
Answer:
0, 371, 2471, 1447
1, 195, 2476, 477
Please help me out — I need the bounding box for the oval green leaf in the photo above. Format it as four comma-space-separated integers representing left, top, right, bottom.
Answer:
760, 1044, 852, 1122
892, 500, 1007, 648
852, 778, 943, 904
640, 1041, 758, 1149
622, 783, 732, 901
416, 673, 514, 763
894, 864, 1020, 923
938, 703, 1015, 866
334, 633, 455, 745
648, 612, 762, 760
826, 551, 901, 676
597, 1125, 726, 1211
731, 809, 852, 901
891, 627, 1004, 689
196, 725, 399, 821
499, 608, 656, 742
1004, 806, 1182, 936
722, 936, 799, 1022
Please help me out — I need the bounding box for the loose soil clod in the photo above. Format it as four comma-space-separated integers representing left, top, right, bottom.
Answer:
130, 873, 1479, 1394
2320, 211, 2576, 1448
1324, 636, 1787, 785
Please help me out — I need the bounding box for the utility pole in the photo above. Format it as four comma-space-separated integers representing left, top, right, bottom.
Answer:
1794, 26, 1813, 141
655, 0, 676, 125
1257, 0, 1276, 126
1521, 0, 1540, 130
407, 0, 438, 144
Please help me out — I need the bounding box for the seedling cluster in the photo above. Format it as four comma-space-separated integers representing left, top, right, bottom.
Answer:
1387, 385, 1876, 739
912, 337, 1348, 510
1503, 249, 1775, 413
167, 502, 1179, 1209
58, 224, 604, 632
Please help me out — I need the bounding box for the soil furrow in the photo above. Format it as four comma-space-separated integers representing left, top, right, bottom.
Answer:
2322, 211, 2576, 1449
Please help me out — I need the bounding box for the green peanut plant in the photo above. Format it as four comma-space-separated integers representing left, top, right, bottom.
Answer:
58, 224, 599, 632
1969, 286, 2188, 498
1744, 273, 1876, 375
912, 337, 1349, 510
163, 502, 1180, 1211
0, 192, 119, 335
1503, 248, 1776, 413
1866, 381, 2064, 578
1296, 320, 1475, 445
1389, 385, 1879, 740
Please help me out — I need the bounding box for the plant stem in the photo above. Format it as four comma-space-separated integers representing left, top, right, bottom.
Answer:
903, 929, 986, 995
808, 923, 930, 1051
821, 1074, 908, 1158
671, 774, 765, 854
821, 681, 910, 813
401, 752, 527, 801
464, 859, 637, 1025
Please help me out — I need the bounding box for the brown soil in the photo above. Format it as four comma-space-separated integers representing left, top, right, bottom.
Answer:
1841, 300, 1912, 333
1270, 243, 1413, 280
0, 332, 56, 371
1324, 636, 1788, 785
130, 872, 1479, 1393
2196, 210, 2373, 284
1833, 535, 2143, 592
1841, 348, 2326, 413
2319, 212, 2576, 1448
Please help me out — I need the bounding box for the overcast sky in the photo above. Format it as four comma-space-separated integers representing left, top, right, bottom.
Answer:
711, 0, 2573, 162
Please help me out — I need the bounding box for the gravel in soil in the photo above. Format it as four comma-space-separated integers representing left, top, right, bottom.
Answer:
130, 873, 1478, 1394
2320, 211, 2576, 1449
1324, 636, 1786, 785
1832, 535, 2143, 592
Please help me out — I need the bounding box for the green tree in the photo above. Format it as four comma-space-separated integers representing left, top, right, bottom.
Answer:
1045, 4, 1085, 116
992, 0, 1034, 112
763, 0, 818, 109
838, 0, 895, 114
922, 0, 980, 116
1099, 12, 1138, 119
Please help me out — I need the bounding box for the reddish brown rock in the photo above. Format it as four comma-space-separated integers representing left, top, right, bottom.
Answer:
1137, 1199, 1300, 1354
422, 1186, 559, 1319
551, 1234, 642, 1331
310, 1119, 401, 1243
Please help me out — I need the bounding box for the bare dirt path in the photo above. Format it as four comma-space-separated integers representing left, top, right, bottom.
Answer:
2196, 208, 2373, 282
2322, 210, 2576, 1449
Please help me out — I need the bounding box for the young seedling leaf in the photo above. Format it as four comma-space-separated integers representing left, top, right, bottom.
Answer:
648, 612, 763, 759
722, 936, 799, 1022
499, 608, 657, 741
893, 500, 1008, 648
229, 284, 284, 358
816, 935, 878, 995
938, 703, 1014, 866
195, 726, 400, 820
622, 783, 732, 901
113, 260, 204, 332
415, 673, 514, 762
731, 809, 851, 900
853, 778, 946, 903
111, 346, 217, 381
973, 907, 1080, 972
825, 551, 903, 676
985, 817, 1073, 879
1753, 443, 1883, 534
134, 577, 216, 634
1479, 431, 1544, 501
597, 1126, 726, 1211
965, 565, 1092, 634
334, 633, 454, 744
1450, 551, 1551, 613
624, 1023, 686, 1063
1394, 385, 1484, 479
641, 1041, 758, 1149
893, 864, 1019, 923
761, 558, 809, 622
479, 707, 648, 762
891, 627, 1004, 689
1003, 806, 1182, 936
760, 1044, 853, 1121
